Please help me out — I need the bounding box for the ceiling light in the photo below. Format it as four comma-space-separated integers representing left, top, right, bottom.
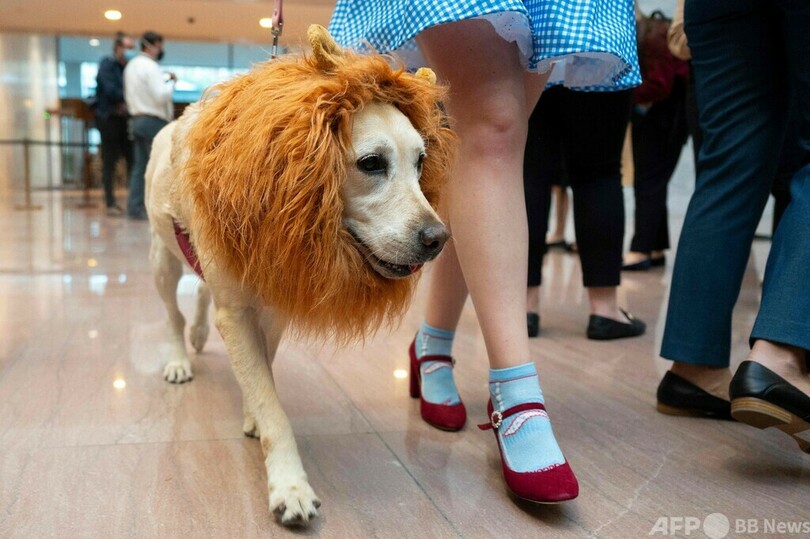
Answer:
89, 38, 100, 47
259, 18, 273, 29
104, 10, 122, 21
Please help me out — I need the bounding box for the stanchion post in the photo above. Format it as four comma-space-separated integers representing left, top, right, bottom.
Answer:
14, 138, 43, 211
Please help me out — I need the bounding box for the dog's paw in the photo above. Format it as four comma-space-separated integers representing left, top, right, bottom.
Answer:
163, 360, 193, 383
189, 322, 209, 353
269, 480, 321, 526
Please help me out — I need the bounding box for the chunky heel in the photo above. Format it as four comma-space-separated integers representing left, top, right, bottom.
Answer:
409, 350, 420, 399
408, 338, 466, 431
729, 361, 810, 454
731, 397, 810, 454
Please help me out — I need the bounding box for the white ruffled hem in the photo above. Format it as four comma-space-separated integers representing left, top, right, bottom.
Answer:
386, 12, 630, 89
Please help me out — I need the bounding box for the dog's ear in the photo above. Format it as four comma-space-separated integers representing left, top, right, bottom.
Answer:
414, 67, 437, 85
308, 24, 344, 71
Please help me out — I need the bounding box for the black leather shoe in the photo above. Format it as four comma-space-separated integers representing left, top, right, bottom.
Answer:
656, 371, 732, 419
527, 312, 540, 338
730, 361, 810, 453
650, 255, 666, 267
586, 309, 646, 340
622, 258, 652, 271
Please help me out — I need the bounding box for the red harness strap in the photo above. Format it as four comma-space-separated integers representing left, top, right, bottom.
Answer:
172, 218, 205, 280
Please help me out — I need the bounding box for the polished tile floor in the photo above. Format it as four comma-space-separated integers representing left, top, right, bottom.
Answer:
1, 158, 807, 538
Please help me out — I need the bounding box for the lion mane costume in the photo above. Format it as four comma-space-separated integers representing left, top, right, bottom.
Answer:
173, 25, 454, 340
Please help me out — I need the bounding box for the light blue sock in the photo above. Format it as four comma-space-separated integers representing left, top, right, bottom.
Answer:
489, 362, 565, 473
415, 322, 460, 406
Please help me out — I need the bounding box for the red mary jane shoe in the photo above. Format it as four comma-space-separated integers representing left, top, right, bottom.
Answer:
478, 400, 579, 503
408, 340, 467, 431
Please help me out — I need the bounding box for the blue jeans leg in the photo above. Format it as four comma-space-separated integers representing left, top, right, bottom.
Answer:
660, 0, 788, 367
127, 116, 167, 218
751, 0, 810, 351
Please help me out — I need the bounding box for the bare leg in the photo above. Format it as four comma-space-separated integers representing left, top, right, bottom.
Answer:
424, 238, 469, 331
526, 285, 541, 314
624, 251, 651, 264
547, 185, 569, 243
670, 362, 732, 400
424, 70, 547, 334
588, 286, 624, 320
417, 20, 547, 368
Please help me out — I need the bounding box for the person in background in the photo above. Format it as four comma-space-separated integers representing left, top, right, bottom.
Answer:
525, 85, 647, 341
123, 30, 176, 221
545, 173, 573, 252
623, 11, 690, 271
95, 31, 135, 217
657, 0, 810, 456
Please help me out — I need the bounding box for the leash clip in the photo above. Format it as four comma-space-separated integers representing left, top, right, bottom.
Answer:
271, 0, 284, 59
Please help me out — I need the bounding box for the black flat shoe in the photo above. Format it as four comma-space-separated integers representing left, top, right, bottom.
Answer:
622, 258, 652, 271
586, 309, 646, 340
650, 255, 666, 267
656, 371, 733, 419
730, 361, 810, 454
527, 312, 540, 338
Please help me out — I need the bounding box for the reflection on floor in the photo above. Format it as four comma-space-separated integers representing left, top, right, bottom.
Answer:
1, 176, 806, 538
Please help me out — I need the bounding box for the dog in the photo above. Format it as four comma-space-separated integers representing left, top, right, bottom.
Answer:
144, 25, 455, 525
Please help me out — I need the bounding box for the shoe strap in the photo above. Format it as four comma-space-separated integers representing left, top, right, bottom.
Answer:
478, 402, 546, 431
416, 354, 455, 367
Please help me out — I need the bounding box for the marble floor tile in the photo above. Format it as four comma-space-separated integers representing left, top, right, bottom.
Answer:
1, 155, 808, 538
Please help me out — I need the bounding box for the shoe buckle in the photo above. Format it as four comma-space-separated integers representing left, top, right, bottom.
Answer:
490, 410, 503, 430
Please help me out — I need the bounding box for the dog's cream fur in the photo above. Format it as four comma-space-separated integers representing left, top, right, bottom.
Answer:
144, 26, 454, 525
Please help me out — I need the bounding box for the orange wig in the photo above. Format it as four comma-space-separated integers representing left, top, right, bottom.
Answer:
179, 25, 455, 342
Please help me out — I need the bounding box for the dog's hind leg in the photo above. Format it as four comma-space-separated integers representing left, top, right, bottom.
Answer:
215, 305, 320, 526
242, 400, 259, 438
150, 234, 194, 383
189, 280, 211, 353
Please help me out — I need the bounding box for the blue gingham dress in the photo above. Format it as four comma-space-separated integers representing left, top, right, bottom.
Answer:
329, 0, 640, 90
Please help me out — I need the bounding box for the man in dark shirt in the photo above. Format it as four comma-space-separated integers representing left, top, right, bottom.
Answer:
95, 32, 135, 216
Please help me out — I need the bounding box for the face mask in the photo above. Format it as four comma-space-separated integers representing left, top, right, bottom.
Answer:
123, 49, 137, 61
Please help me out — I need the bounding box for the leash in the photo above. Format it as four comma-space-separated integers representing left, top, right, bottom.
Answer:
271, 0, 284, 59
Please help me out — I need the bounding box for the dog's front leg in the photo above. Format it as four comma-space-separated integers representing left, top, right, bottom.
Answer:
215, 305, 320, 525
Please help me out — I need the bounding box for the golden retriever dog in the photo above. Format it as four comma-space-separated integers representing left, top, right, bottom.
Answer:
144, 25, 455, 525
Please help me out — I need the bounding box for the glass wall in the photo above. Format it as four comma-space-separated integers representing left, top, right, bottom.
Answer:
0, 33, 61, 192
58, 35, 279, 103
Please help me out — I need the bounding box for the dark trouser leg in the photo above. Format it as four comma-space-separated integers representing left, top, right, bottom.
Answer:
525, 87, 563, 288
99, 116, 122, 208
661, 0, 788, 366
629, 86, 689, 253
127, 116, 167, 218
564, 89, 633, 288
751, 0, 810, 351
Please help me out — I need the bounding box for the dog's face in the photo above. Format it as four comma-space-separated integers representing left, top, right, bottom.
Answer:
343, 102, 449, 280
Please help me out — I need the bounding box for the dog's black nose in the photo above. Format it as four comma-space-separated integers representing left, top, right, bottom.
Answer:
419, 224, 449, 252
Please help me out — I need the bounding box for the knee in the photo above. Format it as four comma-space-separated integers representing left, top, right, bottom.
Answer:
456, 98, 525, 155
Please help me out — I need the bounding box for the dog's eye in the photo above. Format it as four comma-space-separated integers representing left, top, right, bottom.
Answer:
357, 155, 386, 174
